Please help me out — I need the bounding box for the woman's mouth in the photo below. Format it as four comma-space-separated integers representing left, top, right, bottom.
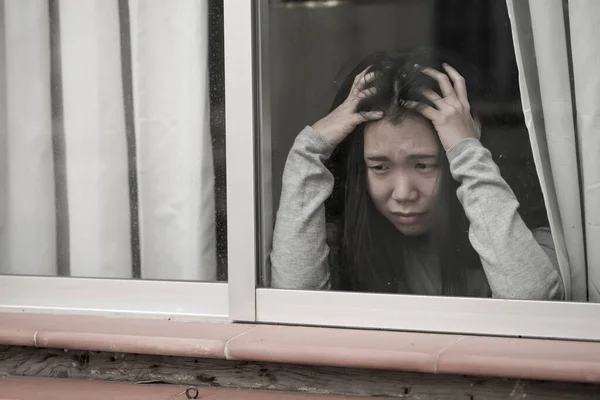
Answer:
392, 212, 427, 225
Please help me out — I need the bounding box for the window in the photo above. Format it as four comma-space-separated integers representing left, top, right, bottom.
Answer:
248, 0, 600, 339
0, 0, 228, 318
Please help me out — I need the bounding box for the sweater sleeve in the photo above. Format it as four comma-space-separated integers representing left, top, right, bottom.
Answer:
447, 138, 565, 300
270, 126, 336, 290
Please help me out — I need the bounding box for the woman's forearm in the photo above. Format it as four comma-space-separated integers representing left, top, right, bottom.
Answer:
270, 126, 336, 290
447, 138, 564, 300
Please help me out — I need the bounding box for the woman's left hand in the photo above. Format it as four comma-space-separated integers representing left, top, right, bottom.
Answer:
407, 63, 481, 151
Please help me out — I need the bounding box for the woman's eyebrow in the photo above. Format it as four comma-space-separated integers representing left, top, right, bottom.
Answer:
407, 153, 438, 159
365, 153, 438, 161
365, 155, 391, 161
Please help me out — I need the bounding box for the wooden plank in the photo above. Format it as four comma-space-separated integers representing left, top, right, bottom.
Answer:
1, 346, 599, 399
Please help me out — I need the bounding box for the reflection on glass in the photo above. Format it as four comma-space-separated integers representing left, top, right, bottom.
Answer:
0, 0, 226, 281
266, 0, 564, 299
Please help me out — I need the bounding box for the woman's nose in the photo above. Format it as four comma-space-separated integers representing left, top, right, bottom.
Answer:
391, 174, 419, 202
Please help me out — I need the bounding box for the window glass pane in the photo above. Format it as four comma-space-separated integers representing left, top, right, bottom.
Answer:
262, 0, 586, 301
0, 0, 226, 282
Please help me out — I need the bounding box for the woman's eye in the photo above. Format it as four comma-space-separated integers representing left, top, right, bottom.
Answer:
415, 162, 437, 172
369, 164, 389, 173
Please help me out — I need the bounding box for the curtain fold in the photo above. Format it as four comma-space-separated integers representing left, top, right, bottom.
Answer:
128, 0, 216, 280
59, 0, 132, 278
568, 0, 600, 302
0, 0, 57, 275
507, 0, 599, 301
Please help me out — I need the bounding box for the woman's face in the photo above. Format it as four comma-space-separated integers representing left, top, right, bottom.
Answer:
363, 115, 442, 236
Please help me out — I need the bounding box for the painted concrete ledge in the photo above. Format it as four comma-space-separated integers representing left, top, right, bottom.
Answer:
0, 376, 364, 399
1, 312, 599, 383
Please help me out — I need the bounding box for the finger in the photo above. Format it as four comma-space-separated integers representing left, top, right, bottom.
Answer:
357, 110, 384, 122
352, 66, 371, 86
421, 89, 442, 105
403, 100, 439, 121
361, 71, 377, 86
353, 69, 375, 94
349, 72, 367, 98
442, 63, 469, 109
356, 87, 377, 99
422, 89, 461, 110
417, 65, 454, 98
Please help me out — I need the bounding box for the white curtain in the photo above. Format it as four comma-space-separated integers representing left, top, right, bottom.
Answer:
0, 0, 216, 281
507, 0, 600, 302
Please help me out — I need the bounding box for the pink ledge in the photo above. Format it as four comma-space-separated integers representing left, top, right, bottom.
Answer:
1, 312, 600, 383
0, 313, 254, 358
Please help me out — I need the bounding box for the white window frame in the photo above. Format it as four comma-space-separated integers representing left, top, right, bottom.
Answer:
0, 275, 228, 320
225, 0, 258, 322
232, 0, 600, 342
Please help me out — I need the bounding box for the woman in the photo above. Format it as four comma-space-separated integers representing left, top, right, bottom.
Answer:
270, 49, 564, 300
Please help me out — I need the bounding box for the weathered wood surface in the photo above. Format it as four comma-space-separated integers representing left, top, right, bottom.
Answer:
1, 346, 599, 399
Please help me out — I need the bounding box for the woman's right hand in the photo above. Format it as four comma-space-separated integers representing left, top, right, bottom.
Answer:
312, 68, 384, 146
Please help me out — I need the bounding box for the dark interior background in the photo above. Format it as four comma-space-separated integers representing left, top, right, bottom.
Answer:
267, 0, 547, 233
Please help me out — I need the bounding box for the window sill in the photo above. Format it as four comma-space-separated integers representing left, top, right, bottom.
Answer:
1, 312, 599, 383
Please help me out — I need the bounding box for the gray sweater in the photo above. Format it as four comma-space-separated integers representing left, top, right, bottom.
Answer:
270, 126, 564, 300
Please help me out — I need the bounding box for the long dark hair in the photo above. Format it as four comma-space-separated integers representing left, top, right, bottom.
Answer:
325, 48, 488, 296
